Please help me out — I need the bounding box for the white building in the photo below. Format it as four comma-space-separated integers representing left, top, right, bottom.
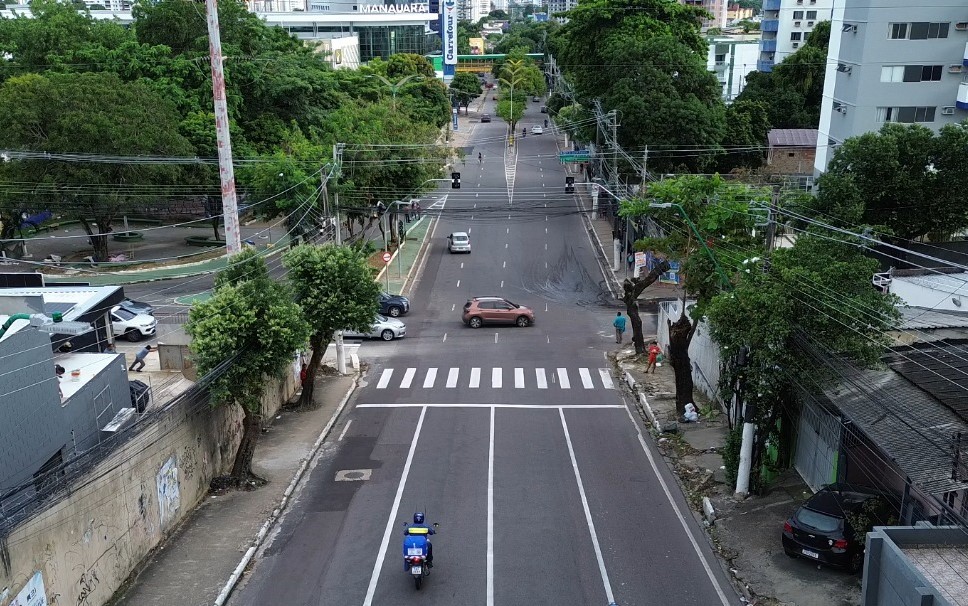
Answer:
758, 0, 834, 72
548, 0, 577, 23
80, 0, 131, 10
874, 270, 968, 313
314, 34, 362, 69
457, 0, 488, 23
815, 0, 968, 173
707, 34, 761, 102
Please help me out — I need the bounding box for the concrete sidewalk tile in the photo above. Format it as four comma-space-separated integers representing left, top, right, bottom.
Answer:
110, 375, 356, 606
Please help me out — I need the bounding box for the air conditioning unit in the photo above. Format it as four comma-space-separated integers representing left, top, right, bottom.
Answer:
808, 21, 814, 26
942, 106, 956, 115
836, 63, 852, 73
949, 65, 964, 73
955, 22, 968, 31
792, 42, 800, 48
794, 21, 801, 26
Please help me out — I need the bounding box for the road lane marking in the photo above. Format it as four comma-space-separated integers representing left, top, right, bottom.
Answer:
468, 227, 472, 233
400, 368, 416, 388
503, 261, 506, 268
491, 367, 502, 388
579, 368, 594, 389
362, 406, 427, 606
446, 367, 459, 388
487, 406, 495, 606
545, 303, 549, 312
376, 369, 393, 389
494, 332, 499, 343
358, 403, 625, 409
470, 367, 481, 388
506, 227, 509, 234
337, 419, 352, 441
559, 409, 616, 605
557, 368, 571, 389
545, 227, 548, 234
622, 403, 732, 605
461, 262, 464, 269
500, 280, 504, 288
545, 243, 547, 250
457, 279, 461, 288
536, 368, 548, 389
598, 369, 615, 390
505, 243, 508, 249
442, 333, 447, 343
514, 368, 525, 388
451, 303, 455, 311
423, 367, 438, 388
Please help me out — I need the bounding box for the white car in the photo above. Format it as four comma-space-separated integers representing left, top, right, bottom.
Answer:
343, 315, 407, 341
111, 305, 157, 342
447, 232, 471, 253
531, 126, 543, 135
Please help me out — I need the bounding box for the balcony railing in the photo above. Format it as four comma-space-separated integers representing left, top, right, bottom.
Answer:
761, 19, 780, 32
763, 0, 781, 10
760, 39, 777, 52
757, 59, 775, 73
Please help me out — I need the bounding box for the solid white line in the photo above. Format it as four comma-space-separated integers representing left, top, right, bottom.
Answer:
337, 419, 353, 442
362, 406, 427, 606
514, 368, 525, 388
357, 403, 625, 409
558, 368, 571, 389
621, 403, 732, 605
579, 368, 594, 389
487, 406, 495, 606
446, 367, 460, 388
598, 369, 615, 390
376, 369, 393, 389
469, 367, 481, 388
559, 408, 615, 604
536, 368, 548, 389
492, 368, 503, 389
400, 368, 416, 389
423, 367, 438, 389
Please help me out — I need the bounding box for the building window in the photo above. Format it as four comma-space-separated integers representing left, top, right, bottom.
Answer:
804, 32, 810, 41
890, 22, 950, 39
793, 10, 804, 19
806, 10, 817, 19
715, 53, 726, 63
791, 32, 802, 41
876, 106, 937, 123
881, 65, 944, 82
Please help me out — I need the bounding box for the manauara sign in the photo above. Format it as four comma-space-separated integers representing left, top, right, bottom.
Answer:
359, 3, 430, 13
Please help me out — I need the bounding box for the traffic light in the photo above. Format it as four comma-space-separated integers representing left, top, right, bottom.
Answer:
565, 176, 575, 193
451, 172, 461, 189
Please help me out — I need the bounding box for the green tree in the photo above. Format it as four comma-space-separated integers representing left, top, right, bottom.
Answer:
284, 244, 381, 406
489, 9, 508, 19
621, 175, 769, 413
386, 52, 437, 79
186, 250, 311, 482
0, 72, 193, 260
450, 71, 483, 113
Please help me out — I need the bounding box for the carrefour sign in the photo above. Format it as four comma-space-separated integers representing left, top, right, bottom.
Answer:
360, 3, 429, 13
442, 0, 457, 65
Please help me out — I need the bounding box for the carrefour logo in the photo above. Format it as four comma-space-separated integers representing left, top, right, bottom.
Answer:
443, 0, 457, 64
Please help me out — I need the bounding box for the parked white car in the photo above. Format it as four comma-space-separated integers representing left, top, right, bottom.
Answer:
111, 305, 157, 342
343, 315, 407, 341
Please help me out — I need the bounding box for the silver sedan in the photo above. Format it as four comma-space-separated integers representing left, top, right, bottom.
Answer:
343, 315, 407, 341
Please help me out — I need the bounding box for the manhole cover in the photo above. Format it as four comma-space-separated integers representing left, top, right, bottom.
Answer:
335, 469, 372, 482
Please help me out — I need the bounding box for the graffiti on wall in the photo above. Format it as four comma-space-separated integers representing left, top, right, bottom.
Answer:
156, 455, 180, 528
9, 571, 47, 606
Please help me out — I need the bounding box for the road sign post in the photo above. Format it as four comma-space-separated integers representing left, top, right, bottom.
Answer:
382, 251, 391, 290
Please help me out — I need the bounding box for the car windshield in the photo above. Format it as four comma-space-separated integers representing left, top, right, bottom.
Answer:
795, 507, 842, 533
380, 293, 390, 300
453, 235, 468, 242
375, 315, 388, 322
114, 308, 136, 321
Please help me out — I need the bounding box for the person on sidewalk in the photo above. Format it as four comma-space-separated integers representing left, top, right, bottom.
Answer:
613, 312, 627, 344
645, 341, 661, 373
129, 345, 152, 372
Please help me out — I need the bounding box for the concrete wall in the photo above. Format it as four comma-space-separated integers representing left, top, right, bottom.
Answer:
0, 368, 300, 606
656, 300, 724, 405
863, 525, 967, 606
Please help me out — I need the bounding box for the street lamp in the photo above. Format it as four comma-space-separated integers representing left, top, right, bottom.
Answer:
649, 202, 730, 288
367, 74, 425, 111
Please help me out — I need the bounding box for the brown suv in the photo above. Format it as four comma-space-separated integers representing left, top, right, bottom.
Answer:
462, 297, 535, 328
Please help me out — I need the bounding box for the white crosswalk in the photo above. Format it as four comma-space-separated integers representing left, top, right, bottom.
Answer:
373, 367, 616, 391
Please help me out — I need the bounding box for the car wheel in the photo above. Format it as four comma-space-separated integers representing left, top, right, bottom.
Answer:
469, 316, 483, 329
516, 316, 530, 327
848, 551, 864, 574
126, 329, 142, 342
388, 306, 402, 317
381, 329, 395, 341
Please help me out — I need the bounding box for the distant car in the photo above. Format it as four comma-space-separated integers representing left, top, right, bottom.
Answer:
481, 114, 492, 123
462, 297, 534, 328
532, 96, 540, 102
343, 315, 406, 341
119, 298, 154, 316
111, 305, 157, 342
378, 292, 410, 317
447, 232, 471, 253
540, 105, 548, 113
531, 126, 543, 135
781, 484, 896, 573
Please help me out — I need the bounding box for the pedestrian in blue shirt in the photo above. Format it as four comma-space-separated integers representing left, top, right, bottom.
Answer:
129, 345, 152, 372
613, 312, 627, 344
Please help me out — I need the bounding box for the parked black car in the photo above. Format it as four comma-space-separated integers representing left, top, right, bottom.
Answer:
119, 298, 154, 316
781, 484, 896, 573
378, 292, 410, 317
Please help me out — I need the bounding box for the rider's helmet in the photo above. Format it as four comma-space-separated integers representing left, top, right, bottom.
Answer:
413, 512, 425, 524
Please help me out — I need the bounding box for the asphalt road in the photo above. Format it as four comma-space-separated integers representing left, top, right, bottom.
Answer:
228, 98, 738, 606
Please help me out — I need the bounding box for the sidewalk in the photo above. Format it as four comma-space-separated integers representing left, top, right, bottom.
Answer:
109, 374, 356, 606
376, 216, 433, 295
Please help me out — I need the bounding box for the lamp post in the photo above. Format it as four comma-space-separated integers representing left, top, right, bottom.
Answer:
368, 74, 424, 111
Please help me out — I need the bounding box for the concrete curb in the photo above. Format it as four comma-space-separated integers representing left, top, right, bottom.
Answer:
374, 217, 427, 284
622, 369, 662, 433
212, 374, 360, 606
400, 217, 438, 296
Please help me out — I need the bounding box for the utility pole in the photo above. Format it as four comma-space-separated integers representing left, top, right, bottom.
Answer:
611, 110, 619, 196
735, 186, 780, 498
641, 146, 649, 190
205, 0, 241, 255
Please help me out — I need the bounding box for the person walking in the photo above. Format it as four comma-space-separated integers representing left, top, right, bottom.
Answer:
612, 312, 627, 344
478, 152, 483, 164
129, 344, 152, 372
645, 341, 661, 373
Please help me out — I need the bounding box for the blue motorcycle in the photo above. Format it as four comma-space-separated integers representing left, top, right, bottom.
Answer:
402, 514, 438, 590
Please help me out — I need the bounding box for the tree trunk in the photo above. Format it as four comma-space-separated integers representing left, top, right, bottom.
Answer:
299, 333, 329, 407
230, 405, 263, 481
668, 312, 696, 416
79, 218, 110, 261
621, 259, 670, 355
212, 217, 221, 241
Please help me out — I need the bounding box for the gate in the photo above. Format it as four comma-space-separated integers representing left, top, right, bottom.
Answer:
794, 399, 841, 492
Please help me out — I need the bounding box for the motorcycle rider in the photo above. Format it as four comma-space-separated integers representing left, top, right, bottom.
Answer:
404, 512, 435, 567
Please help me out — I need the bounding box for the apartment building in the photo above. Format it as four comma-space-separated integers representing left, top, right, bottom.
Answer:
707, 34, 761, 101
549, 0, 577, 22
815, 0, 968, 173
457, 0, 488, 22
758, 0, 834, 72
681, 0, 727, 31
